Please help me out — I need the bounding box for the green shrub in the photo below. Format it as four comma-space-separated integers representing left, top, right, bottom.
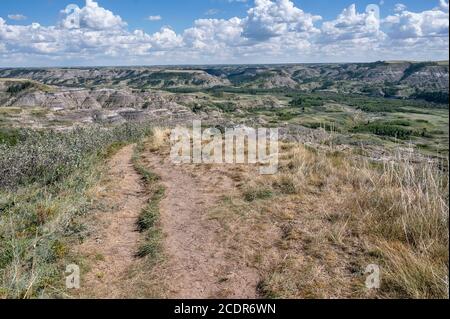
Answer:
0, 128, 20, 146
414, 91, 449, 104
6, 82, 34, 94
352, 123, 413, 139
243, 187, 273, 202
0, 123, 150, 190
357, 104, 398, 113
213, 102, 237, 113
385, 120, 412, 127
290, 96, 324, 108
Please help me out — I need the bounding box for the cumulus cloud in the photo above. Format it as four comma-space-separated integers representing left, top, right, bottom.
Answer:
0, 0, 448, 66
150, 27, 183, 50
183, 17, 245, 58
384, 0, 449, 39
60, 0, 126, 30
320, 4, 383, 43
243, 0, 321, 41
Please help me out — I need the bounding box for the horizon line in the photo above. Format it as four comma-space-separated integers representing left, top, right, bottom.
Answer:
1, 60, 449, 69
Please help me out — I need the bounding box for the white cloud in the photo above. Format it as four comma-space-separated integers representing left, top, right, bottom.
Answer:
384, 1, 449, 39
439, 0, 449, 11
60, 0, 126, 30
150, 27, 183, 50
184, 17, 244, 51
0, 0, 448, 66
7, 14, 27, 21
147, 15, 162, 21
320, 4, 383, 43
243, 0, 321, 41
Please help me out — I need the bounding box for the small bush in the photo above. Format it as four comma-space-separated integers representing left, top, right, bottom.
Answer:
0, 128, 20, 146
243, 186, 273, 202
273, 175, 298, 195
0, 123, 150, 190
6, 82, 34, 94
352, 123, 413, 139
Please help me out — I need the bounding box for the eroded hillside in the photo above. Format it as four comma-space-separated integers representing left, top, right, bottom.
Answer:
1, 62, 448, 161
0, 61, 448, 99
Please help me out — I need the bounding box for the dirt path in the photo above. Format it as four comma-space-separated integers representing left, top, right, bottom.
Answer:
75, 144, 148, 298
75, 144, 259, 298
142, 152, 260, 299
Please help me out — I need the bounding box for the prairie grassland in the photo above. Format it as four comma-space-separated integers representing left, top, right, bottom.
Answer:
0, 124, 150, 298
207, 142, 449, 298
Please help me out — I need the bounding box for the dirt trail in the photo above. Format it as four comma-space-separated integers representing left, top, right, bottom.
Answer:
76, 144, 259, 298
76, 144, 148, 298
142, 152, 260, 299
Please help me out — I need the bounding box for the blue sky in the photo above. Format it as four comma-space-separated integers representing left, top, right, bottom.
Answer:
0, 0, 437, 33
0, 0, 448, 66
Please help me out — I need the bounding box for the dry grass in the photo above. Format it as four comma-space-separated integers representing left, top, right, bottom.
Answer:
209, 142, 448, 299
149, 127, 171, 152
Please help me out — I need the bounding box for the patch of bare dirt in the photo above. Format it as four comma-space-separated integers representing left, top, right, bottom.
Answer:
141, 151, 260, 299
